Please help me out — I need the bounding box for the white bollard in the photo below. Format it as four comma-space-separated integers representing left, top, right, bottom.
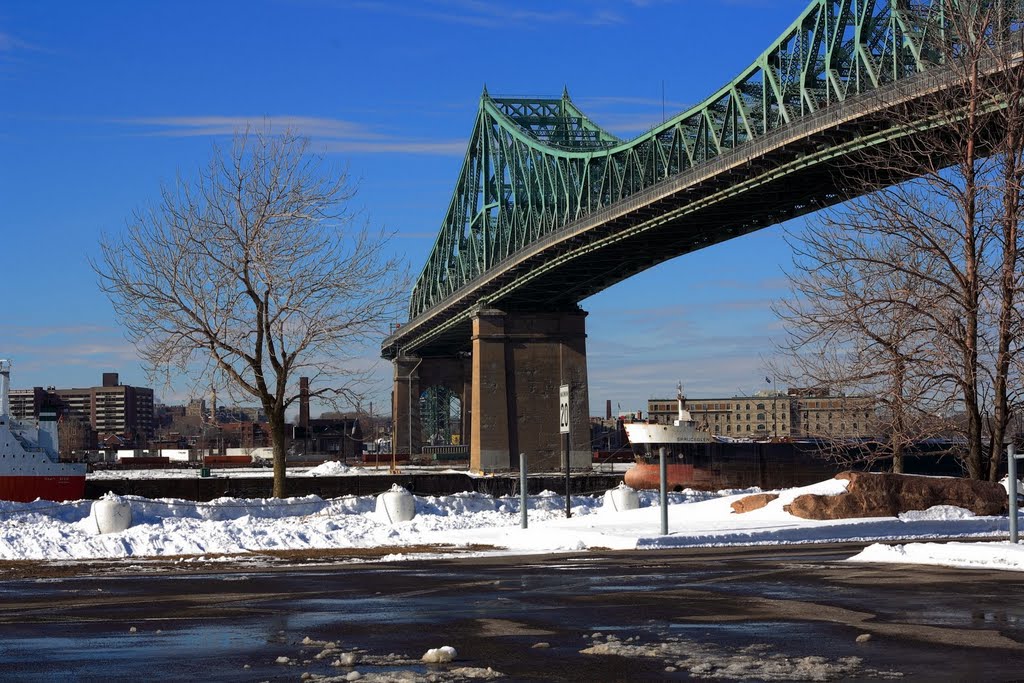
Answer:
603, 482, 640, 512
91, 497, 133, 534
375, 484, 416, 523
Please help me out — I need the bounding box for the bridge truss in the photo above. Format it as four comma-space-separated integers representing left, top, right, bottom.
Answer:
385, 0, 1021, 360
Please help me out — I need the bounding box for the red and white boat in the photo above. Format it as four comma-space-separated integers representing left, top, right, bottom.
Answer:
622, 382, 717, 490
0, 360, 86, 502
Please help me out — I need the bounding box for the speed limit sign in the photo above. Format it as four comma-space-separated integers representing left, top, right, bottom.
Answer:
559, 384, 570, 434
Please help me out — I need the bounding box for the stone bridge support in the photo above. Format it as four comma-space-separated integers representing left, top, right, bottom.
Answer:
392, 354, 470, 457
471, 307, 590, 472
391, 307, 591, 472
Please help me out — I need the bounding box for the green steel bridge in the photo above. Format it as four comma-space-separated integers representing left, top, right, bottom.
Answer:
381, 0, 1024, 467
382, 0, 1019, 362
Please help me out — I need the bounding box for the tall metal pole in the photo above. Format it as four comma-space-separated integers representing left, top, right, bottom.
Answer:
520, 452, 528, 529
1009, 442, 1018, 544
564, 432, 572, 518
659, 446, 668, 535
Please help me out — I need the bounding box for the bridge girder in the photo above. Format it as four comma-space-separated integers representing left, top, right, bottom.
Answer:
383, 0, 1021, 360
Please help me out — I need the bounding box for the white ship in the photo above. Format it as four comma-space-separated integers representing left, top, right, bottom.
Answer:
0, 360, 87, 502
623, 382, 716, 454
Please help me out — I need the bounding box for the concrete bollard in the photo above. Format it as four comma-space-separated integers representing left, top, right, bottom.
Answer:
375, 484, 416, 523
603, 482, 640, 511
91, 497, 133, 534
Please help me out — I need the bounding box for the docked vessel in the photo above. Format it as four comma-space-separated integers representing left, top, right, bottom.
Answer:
622, 382, 716, 453
622, 383, 717, 490
0, 360, 86, 502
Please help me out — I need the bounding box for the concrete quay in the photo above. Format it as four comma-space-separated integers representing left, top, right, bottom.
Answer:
84, 469, 626, 501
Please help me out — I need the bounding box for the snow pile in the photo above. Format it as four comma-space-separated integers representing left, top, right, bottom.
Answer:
0, 476, 1020, 571
580, 632, 902, 680
303, 461, 353, 477
848, 540, 1024, 571
422, 646, 457, 663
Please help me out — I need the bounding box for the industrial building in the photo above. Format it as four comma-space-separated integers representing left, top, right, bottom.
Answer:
646, 387, 876, 439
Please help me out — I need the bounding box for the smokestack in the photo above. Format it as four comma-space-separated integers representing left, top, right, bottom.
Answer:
299, 377, 310, 428
606, 400, 612, 420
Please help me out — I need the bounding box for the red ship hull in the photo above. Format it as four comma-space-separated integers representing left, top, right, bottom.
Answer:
0, 475, 86, 503
623, 463, 698, 491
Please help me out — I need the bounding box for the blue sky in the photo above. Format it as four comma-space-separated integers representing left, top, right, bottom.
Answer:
1, 0, 806, 417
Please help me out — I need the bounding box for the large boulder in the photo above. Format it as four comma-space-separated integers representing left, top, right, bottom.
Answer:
731, 493, 779, 514
785, 471, 1008, 520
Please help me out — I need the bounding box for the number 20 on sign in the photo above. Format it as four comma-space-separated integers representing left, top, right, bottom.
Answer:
559, 384, 570, 434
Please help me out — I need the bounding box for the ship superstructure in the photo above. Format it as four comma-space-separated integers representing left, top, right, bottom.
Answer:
0, 360, 86, 502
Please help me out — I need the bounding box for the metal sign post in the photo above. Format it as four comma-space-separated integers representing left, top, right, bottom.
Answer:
659, 446, 668, 535
520, 452, 528, 529
560, 384, 571, 518
1009, 443, 1021, 543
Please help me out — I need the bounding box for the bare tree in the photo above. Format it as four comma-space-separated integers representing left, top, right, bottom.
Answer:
95, 129, 407, 496
774, 223, 949, 473
776, 1, 1024, 480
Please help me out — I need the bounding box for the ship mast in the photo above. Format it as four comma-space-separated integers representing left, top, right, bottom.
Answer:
0, 359, 10, 423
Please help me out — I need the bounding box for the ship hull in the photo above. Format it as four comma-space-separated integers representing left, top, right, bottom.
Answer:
621, 440, 966, 491
623, 463, 696, 491
624, 441, 839, 491
0, 474, 86, 503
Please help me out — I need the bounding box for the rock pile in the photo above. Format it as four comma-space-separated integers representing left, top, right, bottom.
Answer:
784, 471, 1008, 520
729, 493, 779, 514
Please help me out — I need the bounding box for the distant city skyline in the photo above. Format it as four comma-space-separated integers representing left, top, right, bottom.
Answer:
2, 1, 805, 417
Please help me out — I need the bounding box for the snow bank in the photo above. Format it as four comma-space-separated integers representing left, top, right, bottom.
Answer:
0, 477, 1019, 570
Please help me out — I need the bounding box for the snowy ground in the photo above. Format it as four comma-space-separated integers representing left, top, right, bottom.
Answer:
2, 470, 1022, 571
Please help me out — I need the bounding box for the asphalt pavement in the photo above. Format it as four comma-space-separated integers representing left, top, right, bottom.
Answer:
0, 542, 1022, 682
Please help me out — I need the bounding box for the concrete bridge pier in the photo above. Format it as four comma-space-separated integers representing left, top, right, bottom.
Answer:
392, 354, 471, 458
471, 307, 590, 473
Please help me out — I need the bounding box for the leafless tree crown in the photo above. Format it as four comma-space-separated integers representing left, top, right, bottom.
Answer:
775, 1, 1024, 479
95, 128, 408, 495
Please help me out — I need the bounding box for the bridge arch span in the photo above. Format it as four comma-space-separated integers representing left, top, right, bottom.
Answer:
384, 0, 1021, 472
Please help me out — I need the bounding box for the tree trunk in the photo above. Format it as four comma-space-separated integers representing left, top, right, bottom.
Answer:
960, 47, 984, 481
269, 408, 288, 498
988, 96, 1024, 481
892, 443, 904, 475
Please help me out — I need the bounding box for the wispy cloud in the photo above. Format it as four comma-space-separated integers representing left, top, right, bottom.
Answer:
578, 95, 693, 111
0, 29, 50, 75
5, 324, 113, 338
114, 115, 467, 156
0, 30, 40, 53
116, 115, 379, 139
341, 0, 625, 28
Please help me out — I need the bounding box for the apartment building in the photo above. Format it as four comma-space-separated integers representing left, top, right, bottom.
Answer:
8, 387, 51, 421
12, 372, 154, 444
646, 388, 875, 439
